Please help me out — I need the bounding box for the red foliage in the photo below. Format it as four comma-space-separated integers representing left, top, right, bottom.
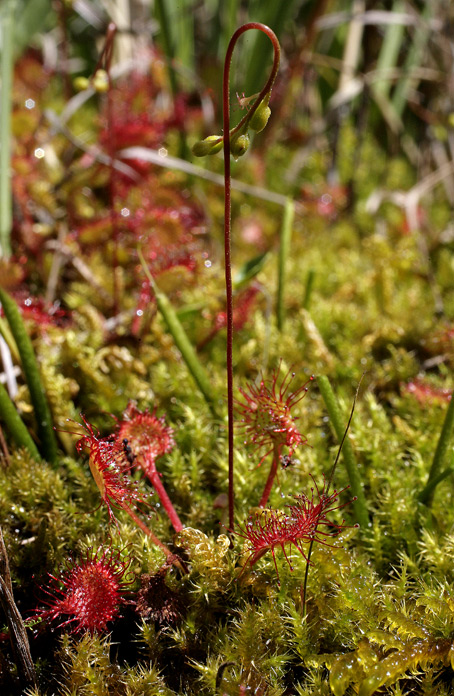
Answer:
402, 378, 451, 405
75, 415, 147, 519
114, 401, 175, 475
235, 367, 312, 465
236, 479, 351, 582
37, 547, 131, 633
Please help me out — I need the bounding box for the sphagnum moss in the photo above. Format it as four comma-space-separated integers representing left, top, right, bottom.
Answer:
1, 11, 454, 696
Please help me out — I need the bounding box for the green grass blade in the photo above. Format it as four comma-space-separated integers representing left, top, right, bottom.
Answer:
0, 380, 41, 459
154, 0, 179, 98
317, 375, 369, 530
0, 288, 57, 463
139, 250, 218, 416
419, 394, 454, 506
243, 0, 299, 97
0, 0, 15, 258
302, 269, 315, 310
276, 198, 294, 332
372, 0, 406, 101
392, 2, 433, 117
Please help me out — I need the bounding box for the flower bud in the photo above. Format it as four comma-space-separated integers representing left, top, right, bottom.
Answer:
230, 132, 250, 158
93, 69, 109, 93
73, 76, 90, 92
192, 135, 223, 157
249, 98, 271, 133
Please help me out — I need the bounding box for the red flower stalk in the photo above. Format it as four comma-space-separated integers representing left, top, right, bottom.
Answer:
113, 402, 182, 532
37, 547, 131, 633
236, 480, 351, 584
236, 366, 313, 507
75, 416, 176, 560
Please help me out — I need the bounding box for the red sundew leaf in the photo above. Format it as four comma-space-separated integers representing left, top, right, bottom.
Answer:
75, 415, 147, 520
402, 378, 452, 405
235, 366, 313, 465
236, 480, 352, 583
113, 401, 175, 475
36, 546, 132, 633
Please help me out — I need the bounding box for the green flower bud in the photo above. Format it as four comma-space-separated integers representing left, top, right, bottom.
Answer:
230, 132, 250, 158
93, 69, 109, 93
73, 76, 90, 92
192, 135, 223, 157
249, 99, 271, 133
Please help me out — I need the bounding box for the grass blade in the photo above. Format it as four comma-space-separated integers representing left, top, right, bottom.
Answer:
0, 381, 41, 459
139, 250, 218, 416
276, 198, 294, 332
0, 288, 57, 463
317, 375, 369, 530
0, 0, 15, 258
419, 394, 454, 506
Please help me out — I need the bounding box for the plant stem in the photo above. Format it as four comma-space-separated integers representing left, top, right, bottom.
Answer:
121, 501, 186, 572
0, 0, 15, 258
223, 23, 280, 532
258, 443, 280, 508
0, 287, 57, 463
419, 394, 454, 506
317, 375, 369, 530
277, 198, 294, 331
142, 456, 183, 532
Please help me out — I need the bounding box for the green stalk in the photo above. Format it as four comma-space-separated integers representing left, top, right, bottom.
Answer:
0, 288, 57, 462
372, 0, 406, 101
276, 198, 294, 332
154, 0, 179, 98
302, 269, 315, 311
0, 381, 40, 459
392, 2, 433, 117
139, 250, 218, 416
419, 394, 454, 506
317, 375, 369, 530
0, 0, 15, 258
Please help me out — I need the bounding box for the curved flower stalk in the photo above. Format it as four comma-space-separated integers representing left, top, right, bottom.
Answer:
236, 479, 353, 585
75, 415, 176, 561
236, 366, 312, 507
113, 401, 183, 533
192, 23, 281, 531
37, 546, 132, 633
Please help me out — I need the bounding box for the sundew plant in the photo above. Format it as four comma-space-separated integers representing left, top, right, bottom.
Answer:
1, 1, 454, 695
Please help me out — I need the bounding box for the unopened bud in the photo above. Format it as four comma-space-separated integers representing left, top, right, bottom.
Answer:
73, 76, 90, 92
249, 97, 271, 133
192, 135, 223, 157
93, 69, 109, 93
230, 132, 250, 158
